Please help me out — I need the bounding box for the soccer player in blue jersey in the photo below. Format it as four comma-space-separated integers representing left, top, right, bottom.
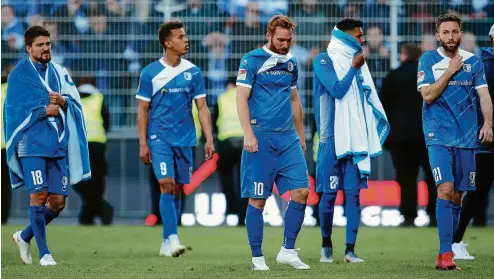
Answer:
136, 21, 214, 257
452, 24, 494, 260
236, 15, 310, 270
417, 14, 493, 270
313, 19, 389, 264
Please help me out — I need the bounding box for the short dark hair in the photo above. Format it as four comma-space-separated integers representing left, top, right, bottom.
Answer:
24, 25, 50, 47
336, 19, 363, 32
436, 14, 461, 32
158, 21, 184, 49
401, 43, 421, 62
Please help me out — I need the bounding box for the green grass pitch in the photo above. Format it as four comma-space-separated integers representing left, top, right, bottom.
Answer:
2, 225, 494, 278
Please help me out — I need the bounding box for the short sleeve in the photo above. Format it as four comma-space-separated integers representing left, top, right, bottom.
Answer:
417, 54, 435, 91
192, 69, 206, 99
290, 59, 298, 89
236, 55, 256, 88
474, 58, 488, 90
136, 71, 152, 102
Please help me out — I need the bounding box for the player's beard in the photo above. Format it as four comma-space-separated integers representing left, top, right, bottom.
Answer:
440, 38, 461, 53
37, 52, 51, 63
268, 38, 289, 55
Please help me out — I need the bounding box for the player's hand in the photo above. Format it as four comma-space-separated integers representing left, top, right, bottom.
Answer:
300, 138, 307, 154
244, 133, 258, 153
479, 123, 493, 144
49, 92, 66, 107
139, 144, 152, 165
204, 140, 215, 160
352, 52, 365, 69
45, 103, 59, 116
447, 55, 463, 76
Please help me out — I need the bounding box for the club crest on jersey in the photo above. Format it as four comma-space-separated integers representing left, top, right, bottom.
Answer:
184, 72, 192, 80
463, 64, 471, 72
469, 172, 475, 187
62, 176, 68, 191
288, 62, 294, 72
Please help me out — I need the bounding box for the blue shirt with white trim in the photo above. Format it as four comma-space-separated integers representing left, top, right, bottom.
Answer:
136, 58, 206, 147
236, 46, 298, 133
417, 48, 487, 148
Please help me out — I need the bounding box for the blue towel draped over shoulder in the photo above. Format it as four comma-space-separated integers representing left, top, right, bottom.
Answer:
4, 58, 91, 189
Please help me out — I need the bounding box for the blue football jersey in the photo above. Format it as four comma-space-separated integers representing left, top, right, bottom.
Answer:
136, 58, 206, 147
236, 46, 298, 133
417, 48, 487, 148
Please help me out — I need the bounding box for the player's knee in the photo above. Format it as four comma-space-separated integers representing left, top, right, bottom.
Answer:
291, 188, 309, 204
452, 191, 463, 205
47, 196, 66, 213
437, 183, 454, 200
29, 191, 48, 206
249, 198, 266, 210
159, 178, 175, 194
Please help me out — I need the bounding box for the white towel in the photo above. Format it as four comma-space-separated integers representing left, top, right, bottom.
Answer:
327, 32, 389, 177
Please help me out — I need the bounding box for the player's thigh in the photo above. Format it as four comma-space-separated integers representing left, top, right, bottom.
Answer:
275, 140, 309, 195
172, 147, 193, 185
342, 158, 368, 191
427, 145, 454, 186
46, 157, 70, 196
240, 136, 276, 199
149, 142, 176, 181
316, 142, 342, 194
20, 157, 48, 193
453, 148, 476, 192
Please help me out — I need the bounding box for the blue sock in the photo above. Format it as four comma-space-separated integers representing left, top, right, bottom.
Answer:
452, 204, 461, 243
174, 198, 182, 224
246, 204, 263, 257
283, 201, 306, 249
21, 207, 58, 243
319, 192, 337, 247
345, 189, 361, 250
28, 206, 50, 258
436, 198, 453, 254
160, 193, 177, 239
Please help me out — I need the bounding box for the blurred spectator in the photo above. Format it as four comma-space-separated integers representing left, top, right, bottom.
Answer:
53, 0, 90, 49
364, 0, 390, 35
363, 25, 390, 89
73, 78, 114, 225
343, 3, 361, 19
219, 0, 288, 23
290, 0, 328, 50
212, 79, 247, 226
43, 20, 72, 68
202, 32, 230, 106
380, 43, 436, 226
405, 2, 436, 35
420, 34, 437, 52
229, 2, 264, 56
460, 31, 481, 57
173, 0, 223, 69
1, 5, 26, 51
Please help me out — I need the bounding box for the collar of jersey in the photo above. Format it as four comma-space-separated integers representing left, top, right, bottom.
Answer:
160, 58, 182, 68
262, 45, 292, 60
